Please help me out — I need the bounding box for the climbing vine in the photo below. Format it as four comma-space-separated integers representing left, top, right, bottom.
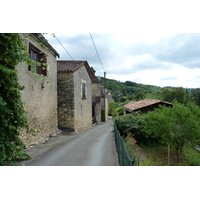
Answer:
0, 33, 31, 165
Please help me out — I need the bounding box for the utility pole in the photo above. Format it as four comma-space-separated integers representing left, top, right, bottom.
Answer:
104, 72, 106, 121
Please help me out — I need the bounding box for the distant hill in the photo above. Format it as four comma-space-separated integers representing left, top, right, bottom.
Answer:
100, 77, 162, 102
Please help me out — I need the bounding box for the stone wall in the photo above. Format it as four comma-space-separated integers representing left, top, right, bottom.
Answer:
57, 72, 75, 132
92, 83, 101, 124
16, 34, 58, 148
57, 65, 93, 133
74, 66, 92, 133
101, 88, 109, 122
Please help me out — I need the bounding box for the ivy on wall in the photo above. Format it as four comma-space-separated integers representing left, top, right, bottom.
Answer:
0, 33, 31, 165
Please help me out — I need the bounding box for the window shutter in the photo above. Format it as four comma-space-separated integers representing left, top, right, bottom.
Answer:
41, 54, 47, 76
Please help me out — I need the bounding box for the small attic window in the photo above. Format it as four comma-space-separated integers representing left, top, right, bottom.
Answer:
29, 43, 47, 76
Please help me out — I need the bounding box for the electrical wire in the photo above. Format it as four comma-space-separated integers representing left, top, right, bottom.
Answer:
52, 33, 74, 60
89, 33, 105, 72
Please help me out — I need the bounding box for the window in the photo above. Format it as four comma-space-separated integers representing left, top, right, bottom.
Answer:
82, 82, 86, 99
29, 43, 47, 76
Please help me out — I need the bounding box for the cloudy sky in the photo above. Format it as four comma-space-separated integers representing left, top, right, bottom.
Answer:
46, 33, 200, 88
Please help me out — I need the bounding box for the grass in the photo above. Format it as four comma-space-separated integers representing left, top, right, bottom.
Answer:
124, 134, 200, 166
140, 143, 200, 166
140, 143, 182, 166
124, 134, 159, 166
184, 144, 200, 166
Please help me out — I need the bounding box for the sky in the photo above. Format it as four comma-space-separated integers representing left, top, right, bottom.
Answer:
46, 33, 200, 88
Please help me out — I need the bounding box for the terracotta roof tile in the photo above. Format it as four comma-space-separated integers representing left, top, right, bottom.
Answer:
57, 60, 99, 84
57, 60, 86, 72
123, 99, 173, 112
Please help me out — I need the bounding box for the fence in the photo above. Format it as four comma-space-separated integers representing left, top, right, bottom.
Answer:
114, 122, 138, 166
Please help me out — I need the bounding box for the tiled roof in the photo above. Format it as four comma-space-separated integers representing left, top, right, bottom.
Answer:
57, 60, 99, 84
85, 66, 99, 84
30, 33, 60, 58
57, 60, 86, 72
123, 99, 173, 112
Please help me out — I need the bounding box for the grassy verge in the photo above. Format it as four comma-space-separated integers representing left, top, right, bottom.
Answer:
124, 134, 200, 166
124, 134, 159, 166
140, 143, 200, 166
184, 144, 200, 166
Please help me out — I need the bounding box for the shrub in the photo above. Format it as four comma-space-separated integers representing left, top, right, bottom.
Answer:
115, 112, 146, 142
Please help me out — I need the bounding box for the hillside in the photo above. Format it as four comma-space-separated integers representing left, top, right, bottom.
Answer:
100, 77, 162, 102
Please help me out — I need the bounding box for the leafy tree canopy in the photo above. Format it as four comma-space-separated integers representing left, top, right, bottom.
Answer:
142, 102, 200, 162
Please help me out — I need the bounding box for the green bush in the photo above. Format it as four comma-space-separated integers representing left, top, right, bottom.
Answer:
115, 112, 146, 142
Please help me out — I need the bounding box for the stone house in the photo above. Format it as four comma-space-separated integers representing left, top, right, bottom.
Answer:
16, 33, 60, 148
57, 60, 101, 133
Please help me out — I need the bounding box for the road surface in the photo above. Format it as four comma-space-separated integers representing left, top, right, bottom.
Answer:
22, 120, 119, 166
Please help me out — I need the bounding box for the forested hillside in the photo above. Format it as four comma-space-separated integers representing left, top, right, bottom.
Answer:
100, 77, 161, 102
100, 77, 200, 104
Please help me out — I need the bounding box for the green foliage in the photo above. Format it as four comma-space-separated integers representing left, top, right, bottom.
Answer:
115, 112, 145, 140
100, 77, 161, 102
0, 33, 31, 165
142, 102, 200, 162
190, 88, 200, 106
108, 101, 118, 116
160, 87, 187, 104
184, 144, 200, 166
108, 101, 126, 117
134, 92, 145, 100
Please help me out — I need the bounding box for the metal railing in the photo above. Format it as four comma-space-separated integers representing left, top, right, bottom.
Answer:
114, 122, 137, 166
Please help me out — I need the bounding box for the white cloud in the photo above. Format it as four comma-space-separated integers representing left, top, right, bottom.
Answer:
113, 33, 178, 45
46, 33, 200, 88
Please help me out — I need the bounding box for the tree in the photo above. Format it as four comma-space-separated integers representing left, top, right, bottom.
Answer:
190, 88, 200, 106
124, 81, 137, 87
161, 87, 186, 104
0, 34, 31, 165
115, 112, 144, 140
143, 102, 200, 162
134, 92, 145, 100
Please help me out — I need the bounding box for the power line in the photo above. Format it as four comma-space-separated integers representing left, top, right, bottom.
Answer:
52, 33, 74, 60
89, 33, 105, 72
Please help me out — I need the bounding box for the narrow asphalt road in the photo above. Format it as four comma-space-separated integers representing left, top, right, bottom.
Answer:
24, 120, 119, 166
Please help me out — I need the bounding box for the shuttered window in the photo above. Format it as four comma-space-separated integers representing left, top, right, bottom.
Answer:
29, 43, 47, 76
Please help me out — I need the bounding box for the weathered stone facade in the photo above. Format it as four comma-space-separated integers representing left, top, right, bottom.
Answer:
92, 83, 101, 124
57, 61, 93, 133
101, 87, 109, 122
57, 72, 75, 132
16, 34, 59, 148
74, 67, 92, 132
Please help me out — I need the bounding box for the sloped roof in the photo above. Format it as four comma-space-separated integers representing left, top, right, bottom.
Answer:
85, 66, 99, 84
57, 60, 86, 72
57, 60, 99, 84
30, 33, 60, 58
123, 99, 173, 112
